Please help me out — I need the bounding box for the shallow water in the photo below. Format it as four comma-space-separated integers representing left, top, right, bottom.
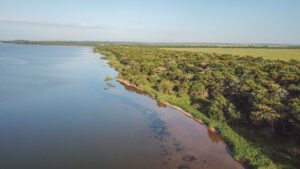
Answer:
0, 43, 244, 169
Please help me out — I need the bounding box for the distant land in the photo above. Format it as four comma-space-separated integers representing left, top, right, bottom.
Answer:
3, 40, 300, 61
2, 40, 300, 49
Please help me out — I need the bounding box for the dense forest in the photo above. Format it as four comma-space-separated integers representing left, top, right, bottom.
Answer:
95, 45, 300, 169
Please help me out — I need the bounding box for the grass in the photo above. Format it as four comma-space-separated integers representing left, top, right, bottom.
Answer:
163, 47, 300, 61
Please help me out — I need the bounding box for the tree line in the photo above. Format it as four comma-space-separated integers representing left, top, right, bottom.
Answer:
95, 45, 300, 168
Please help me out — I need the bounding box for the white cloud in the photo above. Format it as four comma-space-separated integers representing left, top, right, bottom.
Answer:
0, 17, 114, 30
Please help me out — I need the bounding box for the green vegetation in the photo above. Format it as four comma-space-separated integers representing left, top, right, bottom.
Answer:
106, 82, 116, 88
105, 76, 113, 81
163, 47, 300, 61
95, 45, 300, 169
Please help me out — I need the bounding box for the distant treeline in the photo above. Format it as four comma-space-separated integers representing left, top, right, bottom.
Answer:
3, 40, 300, 49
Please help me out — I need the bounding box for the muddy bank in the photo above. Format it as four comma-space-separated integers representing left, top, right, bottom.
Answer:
117, 78, 219, 137
115, 78, 244, 169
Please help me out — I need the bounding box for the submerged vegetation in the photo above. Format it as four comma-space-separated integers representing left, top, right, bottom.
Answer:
95, 45, 300, 169
105, 76, 113, 81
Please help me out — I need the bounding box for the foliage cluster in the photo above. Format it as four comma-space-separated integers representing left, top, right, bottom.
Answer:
96, 45, 300, 168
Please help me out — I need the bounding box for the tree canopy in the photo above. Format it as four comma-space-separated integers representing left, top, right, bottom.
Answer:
96, 45, 300, 168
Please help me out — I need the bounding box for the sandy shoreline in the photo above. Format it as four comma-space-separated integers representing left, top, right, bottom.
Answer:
116, 78, 242, 168
116, 78, 216, 132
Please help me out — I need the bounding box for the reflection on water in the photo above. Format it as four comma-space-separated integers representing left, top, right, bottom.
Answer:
0, 43, 244, 169
123, 85, 154, 98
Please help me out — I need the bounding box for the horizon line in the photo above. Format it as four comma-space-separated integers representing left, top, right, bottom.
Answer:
1, 40, 300, 46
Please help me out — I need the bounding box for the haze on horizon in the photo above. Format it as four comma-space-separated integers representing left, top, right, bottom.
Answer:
0, 0, 299, 44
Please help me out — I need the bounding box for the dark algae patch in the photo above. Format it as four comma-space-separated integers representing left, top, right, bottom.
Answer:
182, 155, 197, 162
128, 103, 192, 168
96, 45, 300, 169
140, 107, 201, 169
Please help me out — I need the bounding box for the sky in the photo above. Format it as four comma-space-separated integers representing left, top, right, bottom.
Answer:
0, 0, 299, 44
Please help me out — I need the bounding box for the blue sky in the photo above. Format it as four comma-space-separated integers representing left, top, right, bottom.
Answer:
0, 0, 299, 43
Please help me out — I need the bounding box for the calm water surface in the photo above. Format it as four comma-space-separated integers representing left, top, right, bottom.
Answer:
0, 43, 244, 169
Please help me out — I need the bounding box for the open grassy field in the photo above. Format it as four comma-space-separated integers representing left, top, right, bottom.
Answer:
163, 47, 300, 61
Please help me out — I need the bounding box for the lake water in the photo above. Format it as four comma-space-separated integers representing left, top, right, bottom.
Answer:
0, 43, 244, 169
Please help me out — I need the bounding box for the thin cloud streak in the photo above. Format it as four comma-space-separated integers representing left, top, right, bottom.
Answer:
0, 17, 116, 30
